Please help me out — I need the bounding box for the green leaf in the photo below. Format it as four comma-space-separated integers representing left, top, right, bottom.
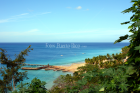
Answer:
128, 25, 133, 29
125, 65, 136, 75
135, 19, 140, 26
119, 82, 129, 92
130, 14, 135, 20
76, 78, 87, 86
134, 45, 140, 53
114, 34, 129, 44
135, 57, 140, 63
79, 88, 89, 93
136, 84, 140, 91
99, 87, 104, 91
131, 0, 138, 3
121, 7, 133, 14
121, 21, 130, 25
129, 33, 137, 39
134, 45, 140, 50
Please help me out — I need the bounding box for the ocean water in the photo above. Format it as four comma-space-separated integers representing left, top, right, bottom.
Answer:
0, 42, 130, 90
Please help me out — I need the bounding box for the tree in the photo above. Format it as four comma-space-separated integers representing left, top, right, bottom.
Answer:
0, 67, 13, 93
25, 77, 47, 93
121, 46, 130, 55
112, 53, 115, 61
12, 81, 29, 93
114, 0, 140, 92
107, 53, 111, 62
0, 45, 33, 92
12, 77, 48, 93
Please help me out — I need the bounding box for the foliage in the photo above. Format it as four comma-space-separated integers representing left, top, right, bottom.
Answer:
49, 45, 130, 92
0, 45, 33, 92
25, 77, 47, 93
114, 0, 140, 92
48, 85, 64, 93
62, 64, 136, 93
12, 81, 29, 93
11, 77, 48, 93
1, 0, 140, 92
121, 46, 130, 56
49, 0, 140, 92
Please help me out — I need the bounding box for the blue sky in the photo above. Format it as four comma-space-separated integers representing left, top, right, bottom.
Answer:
0, 0, 136, 42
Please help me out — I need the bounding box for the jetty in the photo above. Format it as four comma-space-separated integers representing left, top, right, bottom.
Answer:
20, 64, 70, 72
1, 62, 48, 66
45, 66, 71, 72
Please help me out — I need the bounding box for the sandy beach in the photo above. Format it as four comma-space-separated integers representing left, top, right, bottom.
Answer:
54, 62, 88, 73
54, 55, 129, 73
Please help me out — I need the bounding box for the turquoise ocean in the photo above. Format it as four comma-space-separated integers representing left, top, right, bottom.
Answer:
0, 42, 130, 90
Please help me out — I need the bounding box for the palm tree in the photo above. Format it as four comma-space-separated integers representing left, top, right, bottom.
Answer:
100, 61, 104, 68
112, 53, 115, 61
87, 58, 90, 64
100, 56, 103, 63
92, 57, 96, 65
107, 53, 112, 62
113, 60, 117, 66
99, 56, 103, 68
90, 59, 93, 64
97, 56, 100, 67
95, 57, 99, 66
104, 55, 108, 60
104, 62, 108, 68
107, 53, 109, 59
85, 59, 87, 63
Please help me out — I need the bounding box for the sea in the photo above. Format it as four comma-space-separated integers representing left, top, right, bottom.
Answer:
0, 42, 130, 90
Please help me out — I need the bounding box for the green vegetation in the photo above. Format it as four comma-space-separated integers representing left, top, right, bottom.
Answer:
12, 77, 47, 93
0, 0, 140, 92
0, 45, 33, 93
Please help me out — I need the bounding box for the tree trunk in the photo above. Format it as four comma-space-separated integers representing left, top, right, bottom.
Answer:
11, 79, 13, 92
13, 76, 16, 91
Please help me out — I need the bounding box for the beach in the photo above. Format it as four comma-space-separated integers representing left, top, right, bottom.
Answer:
53, 60, 110, 73
54, 62, 88, 73
0, 43, 130, 90
53, 55, 129, 73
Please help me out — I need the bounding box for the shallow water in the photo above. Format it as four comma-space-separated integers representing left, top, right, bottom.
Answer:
0, 42, 130, 90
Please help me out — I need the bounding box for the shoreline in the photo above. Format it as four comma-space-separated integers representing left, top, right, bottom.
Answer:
53, 62, 88, 73
53, 55, 129, 73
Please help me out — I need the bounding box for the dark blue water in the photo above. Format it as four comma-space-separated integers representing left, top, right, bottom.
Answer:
0, 42, 130, 90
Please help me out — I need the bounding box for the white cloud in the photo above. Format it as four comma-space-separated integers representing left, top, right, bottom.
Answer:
76, 6, 82, 10
12, 13, 29, 17
0, 13, 29, 23
86, 9, 89, 11
0, 11, 51, 23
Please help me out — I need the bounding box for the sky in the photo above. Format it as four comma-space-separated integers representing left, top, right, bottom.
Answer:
0, 0, 137, 43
